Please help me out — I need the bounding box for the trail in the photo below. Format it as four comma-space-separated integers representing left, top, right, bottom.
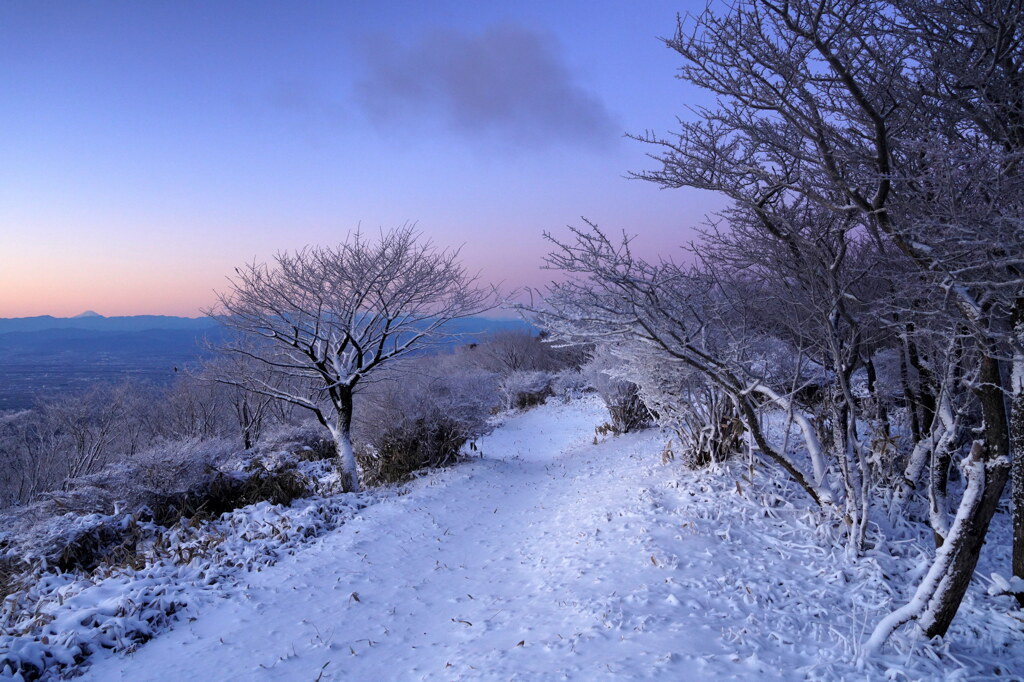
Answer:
78, 397, 1022, 681
80, 398, 737, 680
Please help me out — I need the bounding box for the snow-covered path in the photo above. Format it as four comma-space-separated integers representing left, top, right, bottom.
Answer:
80, 398, 722, 680
79, 397, 1022, 681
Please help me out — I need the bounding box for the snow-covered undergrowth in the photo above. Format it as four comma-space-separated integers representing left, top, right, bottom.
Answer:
0, 442, 380, 681
5, 396, 1022, 680
1, 492, 375, 680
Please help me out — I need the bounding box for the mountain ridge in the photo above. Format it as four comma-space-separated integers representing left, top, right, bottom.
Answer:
0, 314, 218, 334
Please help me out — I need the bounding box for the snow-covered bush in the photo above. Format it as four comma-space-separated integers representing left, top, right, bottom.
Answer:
354, 357, 497, 485
497, 370, 556, 411
551, 369, 591, 402
0, 489, 369, 681
358, 417, 468, 486
0, 435, 322, 589
256, 422, 338, 463
461, 329, 584, 377
0, 423, 352, 679
580, 348, 651, 434
644, 369, 744, 468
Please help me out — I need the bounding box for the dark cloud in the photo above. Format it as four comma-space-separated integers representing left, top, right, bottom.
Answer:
354, 24, 619, 147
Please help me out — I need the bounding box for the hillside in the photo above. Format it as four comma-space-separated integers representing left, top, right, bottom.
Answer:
26, 398, 1011, 681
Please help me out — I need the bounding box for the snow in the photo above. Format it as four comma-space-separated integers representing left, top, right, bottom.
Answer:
6, 396, 1021, 680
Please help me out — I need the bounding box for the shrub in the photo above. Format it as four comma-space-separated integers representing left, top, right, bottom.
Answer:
551, 369, 592, 402
357, 417, 467, 486
603, 381, 652, 434
259, 423, 338, 463
618, 349, 745, 468
580, 350, 652, 434
354, 356, 496, 485
498, 370, 556, 411
0, 436, 316, 585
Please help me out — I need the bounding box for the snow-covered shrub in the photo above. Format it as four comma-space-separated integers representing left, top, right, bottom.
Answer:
655, 379, 744, 468
461, 329, 583, 376
0, 436, 319, 585
257, 422, 338, 463
354, 357, 496, 485
580, 348, 651, 434
359, 417, 468, 486
498, 370, 556, 411
602, 382, 650, 434
551, 368, 591, 402
0, 423, 355, 679
0, 488, 369, 681
623, 350, 743, 467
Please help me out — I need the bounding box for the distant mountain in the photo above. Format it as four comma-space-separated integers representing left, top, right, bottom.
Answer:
0, 314, 219, 334
0, 327, 227, 361
436, 316, 535, 337
0, 315, 536, 410
0, 314, 531, 336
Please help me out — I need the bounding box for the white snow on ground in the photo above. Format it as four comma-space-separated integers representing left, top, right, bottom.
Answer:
57, 396, 1024, 680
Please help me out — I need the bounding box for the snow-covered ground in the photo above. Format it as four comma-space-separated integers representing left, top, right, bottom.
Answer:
14, 396, 1021, 680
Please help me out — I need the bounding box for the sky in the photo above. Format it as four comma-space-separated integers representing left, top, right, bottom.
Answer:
0, 0, 722, 318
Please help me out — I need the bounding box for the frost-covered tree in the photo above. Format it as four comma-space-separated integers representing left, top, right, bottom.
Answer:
208, 227, 494, 492
536, 0, 1022, 648
895, 0, 1024, 604
467, 329, 563, 375
534, 224, 833, 508
631, 0, 1024, 644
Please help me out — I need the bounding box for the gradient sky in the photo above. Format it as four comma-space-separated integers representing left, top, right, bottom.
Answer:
0, 0, 722, 318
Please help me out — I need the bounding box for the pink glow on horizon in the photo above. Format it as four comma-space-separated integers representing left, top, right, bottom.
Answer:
0, 1, 718, 319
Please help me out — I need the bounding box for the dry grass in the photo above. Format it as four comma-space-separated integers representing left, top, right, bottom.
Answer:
357, 418, 467, 486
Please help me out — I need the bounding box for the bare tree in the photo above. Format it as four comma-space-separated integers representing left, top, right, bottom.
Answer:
208, 227, 494, 492
467, 330, 562, 375
194, 353, 285, 450
533, 224, 834, 508
626, 0, 1022, 645
41, 384, 134, 482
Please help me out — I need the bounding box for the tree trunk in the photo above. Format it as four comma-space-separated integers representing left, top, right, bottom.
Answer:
1012, 384, 1024, 606
906, 329, 937, 433
921, 445, 1009, 638
735, 393, 826, 507
901, 329, 923, 442
239, 399, 254, 450
928, 424, 955, 546
1012, 299, 1024, 605
865, 440, 1010, 655
333, 388, 361, 493
977, 353, 1010, 462
865, 351, 888, 436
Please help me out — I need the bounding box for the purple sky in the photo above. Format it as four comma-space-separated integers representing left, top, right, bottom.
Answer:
0, 0, 721, 318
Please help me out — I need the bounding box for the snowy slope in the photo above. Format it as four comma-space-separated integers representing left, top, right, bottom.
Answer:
71, 396, 1021, 681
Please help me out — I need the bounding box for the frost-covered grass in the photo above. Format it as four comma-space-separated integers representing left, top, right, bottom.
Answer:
4, 396, 1022, 680
1, 482, 377, 680
0, 431, 382, 681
